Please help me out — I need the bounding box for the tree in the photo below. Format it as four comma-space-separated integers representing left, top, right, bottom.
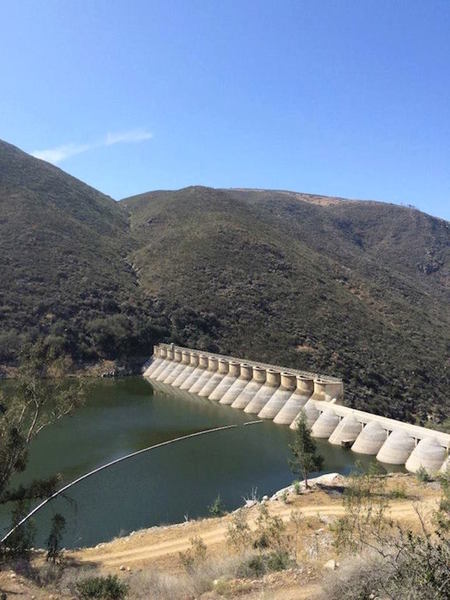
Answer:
289, 411, 323, 488
46, 513, 66, 563
0, 343, 86, 558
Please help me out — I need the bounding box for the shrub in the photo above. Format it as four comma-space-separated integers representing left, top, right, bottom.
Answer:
266, 549, 292, 571
227, 510, 252, 551
416, 466, 431, 483
239, 554, 266, 578
253, 503, 286, 551
46, 513, 66, 563
2, 500, 36, 560
178, 536, 207, 573
208, 494, 226, 517
327, 469, 450, 599
389, 485, 407, 499
75, 575, 128, 599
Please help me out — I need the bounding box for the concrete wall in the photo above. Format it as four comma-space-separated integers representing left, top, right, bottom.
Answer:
144, 344, 449, 475
232, 367, 266, 409
273, 376, 313, 425
173, 352, 198, 387
209, 361, 241, 401
220, 364, 253, 405
258, 373, 296, 420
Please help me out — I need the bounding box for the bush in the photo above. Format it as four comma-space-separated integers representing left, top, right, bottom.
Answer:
178, 537, 207, 573
75, 575, 128, 599
236, 549, 293, 578
416, 466, 432, 483
266, 549, 292, 571
239, 554, 266, 578
227, 510, 252, 551
253, 503, 286, 550
208, 494, 226, 517
328, 470, 450, 599
46, 513, 66, 563
320, 537, 450, 600
389, 484, 407, 499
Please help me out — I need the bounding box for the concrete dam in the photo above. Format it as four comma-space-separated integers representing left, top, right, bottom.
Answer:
144, 344, 449, 476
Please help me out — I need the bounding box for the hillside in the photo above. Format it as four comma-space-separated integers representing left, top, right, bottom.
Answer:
122, 187, 449, 426
0, 140, 166, 369
0, 139, 448, 428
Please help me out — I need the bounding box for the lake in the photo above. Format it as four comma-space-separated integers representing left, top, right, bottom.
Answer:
1, 377, 395, 548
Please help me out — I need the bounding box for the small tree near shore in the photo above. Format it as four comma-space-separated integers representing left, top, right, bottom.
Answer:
289, 411, 323, 488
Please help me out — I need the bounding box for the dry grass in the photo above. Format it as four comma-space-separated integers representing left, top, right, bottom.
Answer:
127, 550, 260, 599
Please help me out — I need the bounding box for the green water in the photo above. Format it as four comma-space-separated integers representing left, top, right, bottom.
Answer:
1, 377, 393, 548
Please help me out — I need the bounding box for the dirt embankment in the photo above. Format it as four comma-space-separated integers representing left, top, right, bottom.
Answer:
0, 473, 442, 599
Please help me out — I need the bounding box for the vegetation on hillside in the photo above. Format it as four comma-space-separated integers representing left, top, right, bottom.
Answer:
124, 186, 449, 428
0, 140, 168, 369
1, 140, 448, 428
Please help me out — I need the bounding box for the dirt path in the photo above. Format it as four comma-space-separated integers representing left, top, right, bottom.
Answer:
73, 493, 434, 569
2, 475, 440, 600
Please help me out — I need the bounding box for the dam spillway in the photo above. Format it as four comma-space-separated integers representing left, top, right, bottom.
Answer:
144, 344, 449, 476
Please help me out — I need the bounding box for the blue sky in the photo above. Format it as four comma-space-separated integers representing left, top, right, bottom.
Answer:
1, 1, 449, 219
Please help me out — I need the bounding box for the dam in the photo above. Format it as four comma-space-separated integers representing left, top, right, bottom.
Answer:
145, 344, 449, 476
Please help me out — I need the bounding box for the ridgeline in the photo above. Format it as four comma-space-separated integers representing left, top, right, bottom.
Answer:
0, 140, 448, 428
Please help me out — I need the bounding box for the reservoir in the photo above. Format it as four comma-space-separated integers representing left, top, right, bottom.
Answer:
1, 377, 394, 548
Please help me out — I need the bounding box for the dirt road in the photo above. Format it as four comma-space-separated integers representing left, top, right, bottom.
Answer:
73, 487, 436, 570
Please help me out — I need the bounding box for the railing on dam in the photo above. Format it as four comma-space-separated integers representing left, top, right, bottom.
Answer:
144, 344, 449, 476
155, 342, 342, 383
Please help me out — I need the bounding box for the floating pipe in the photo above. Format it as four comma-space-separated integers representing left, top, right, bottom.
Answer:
209, 361, 241, 401
161, 349, 183, 384
244, 369, 281, 414
148, 346, 169, 379
174, 352, 199, 388
198, 359, 229, 398
231, 367, 266, 409
258, 373, 296, 420
311, 409, 340, 438
310, 379, 343, 402
328, 415, 362, 446
155, 347, 176, 381
376, 429, 416, 465
144, 346, 163, 377
190, 356, 218, 395
2, 421, 263, 545
290, 400, 320, 429
352, 421, 388, 455
184, 354, 209, 392
220, 364, 253, 405
273, 376, 313, 425
405, 438, 446, 475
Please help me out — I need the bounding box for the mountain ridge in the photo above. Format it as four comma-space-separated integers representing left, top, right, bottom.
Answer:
0, 140, 448, 428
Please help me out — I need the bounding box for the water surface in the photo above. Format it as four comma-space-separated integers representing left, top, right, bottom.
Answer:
1, 377, 390, 548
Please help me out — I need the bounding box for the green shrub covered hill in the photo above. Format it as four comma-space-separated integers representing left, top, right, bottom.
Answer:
0, 139, 448, 429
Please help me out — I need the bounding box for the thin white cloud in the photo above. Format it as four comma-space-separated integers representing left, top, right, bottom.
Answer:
31, 129, 153, 164
32, 143, 92, 163
104, 129, 153, 146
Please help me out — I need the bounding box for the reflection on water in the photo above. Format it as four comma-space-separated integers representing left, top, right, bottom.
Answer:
0, 377, 400, 548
